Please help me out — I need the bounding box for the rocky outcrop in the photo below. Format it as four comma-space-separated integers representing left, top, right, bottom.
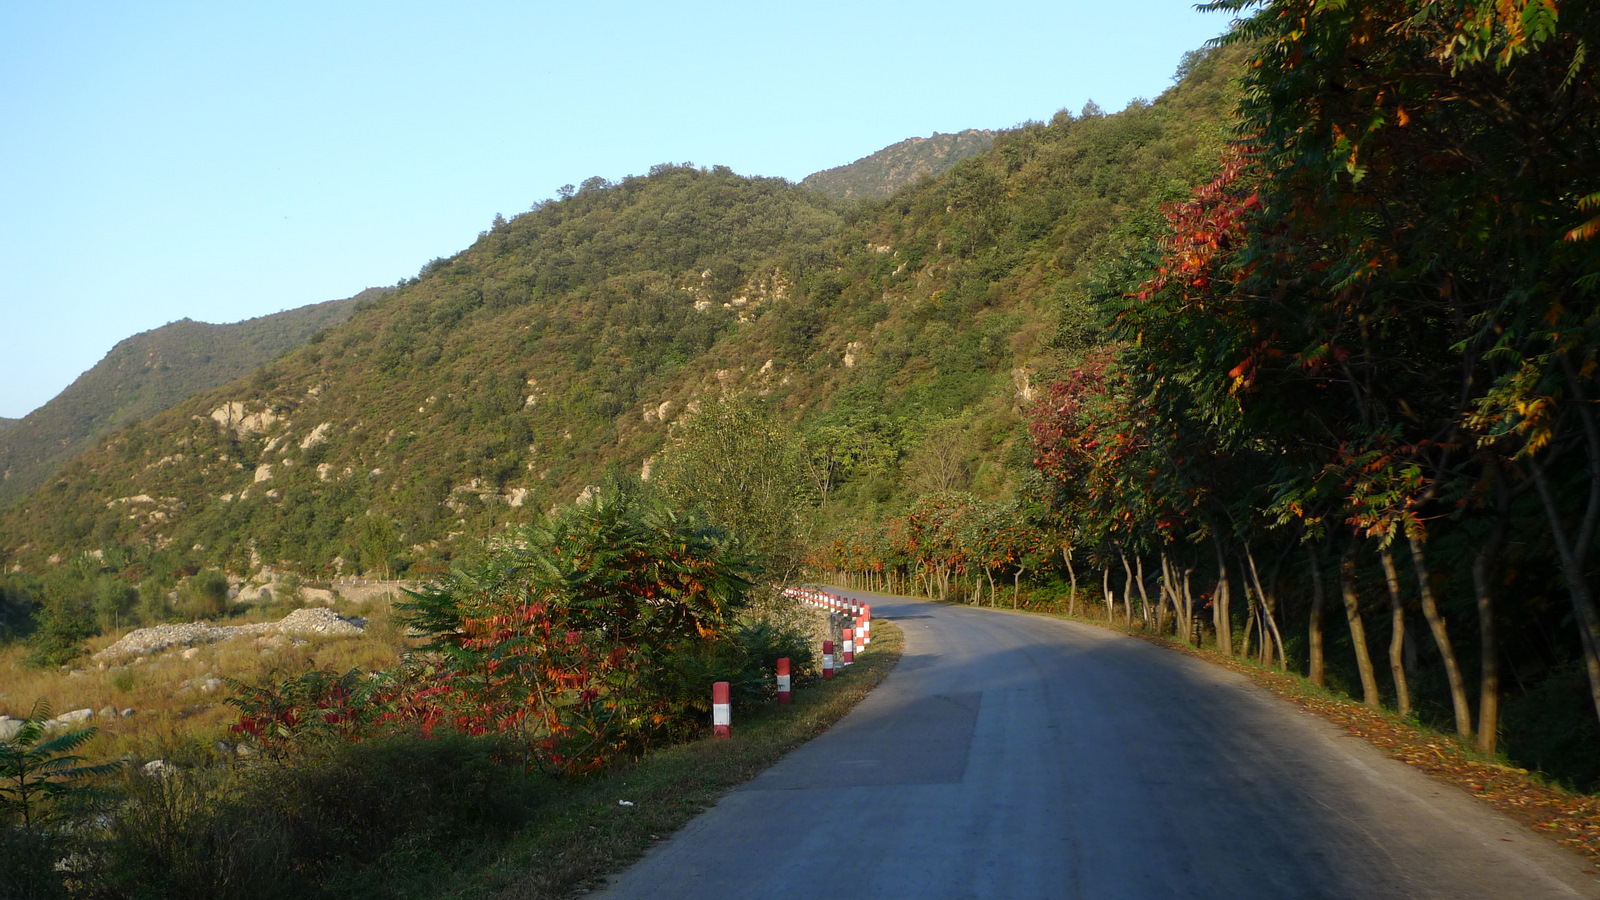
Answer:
91, 607, 366, 664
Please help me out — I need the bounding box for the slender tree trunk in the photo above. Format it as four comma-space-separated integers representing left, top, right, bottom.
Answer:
1102, 566, 1114, 621
1244, 546, 1286, 671
1162, 551, 1186, 642
1472, 469, 1511, 755
1182, 567, 1196, 646
1064, 548, 1078, 617
1407, 531, 1474, 740
1240, 581, 1257, 663
1378, 545, 1412, 717
1135, 554, 1152, 628
1341, 540, 1382, 708
1120, 549, 1136, 626
1212, 536, 1234, 656
1012, 568, 1022, 609
1307, 544, 1327, 687
1529, 455, 1600, 728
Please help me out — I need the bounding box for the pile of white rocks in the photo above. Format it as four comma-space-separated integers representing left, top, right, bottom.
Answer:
92, 607, 366, 664
0, 706, 132, 741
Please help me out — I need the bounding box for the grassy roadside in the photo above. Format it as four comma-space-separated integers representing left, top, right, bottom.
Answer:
986, 601, 1600, 870
405, 619, 904, 900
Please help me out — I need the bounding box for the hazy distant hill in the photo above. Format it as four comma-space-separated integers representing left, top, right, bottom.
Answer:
801, 129, 995, 199
0, 290, 384, 508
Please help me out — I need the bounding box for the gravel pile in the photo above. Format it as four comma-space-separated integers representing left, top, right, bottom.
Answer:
92, 608, 366, 663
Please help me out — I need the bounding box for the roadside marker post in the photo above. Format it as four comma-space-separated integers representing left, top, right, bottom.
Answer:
862, 606, 871, 646
842, 630, 855, 666
776, 658, 792, 705
854, 617, 864, 652
823, 640, 835, 678
712, 681, 732, 738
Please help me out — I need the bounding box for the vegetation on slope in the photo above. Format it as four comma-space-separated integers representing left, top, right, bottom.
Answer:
800, 129, 995, 200
0, 291, 380, 509
0, 43, 1243, 587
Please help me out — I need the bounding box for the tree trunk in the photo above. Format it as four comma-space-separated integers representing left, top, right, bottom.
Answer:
1472, 467, 1511, 755
1182, 568, 1196, 646
1407, 530, 1474, 740
1162, 551, 1187, 643
1340, 540, 1382, 708
1378, 544, 1412, 717
1135, 554, 1152, 628
1244, 546, 1286, 671
1240, 581, 1257, 663
1529, 453, 1600, 729
1012, 568, 1022, 609
1100, 563, 1113, 621
1211, 536, 1234, 656
1064, 548, 1078, 617
1120, 549, 1135, 626
1307, 544, 1327, 687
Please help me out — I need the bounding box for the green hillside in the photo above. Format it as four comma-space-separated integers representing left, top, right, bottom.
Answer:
0, 45, 1243, 578
801, 129, 995, 199
0, 292, 380, 509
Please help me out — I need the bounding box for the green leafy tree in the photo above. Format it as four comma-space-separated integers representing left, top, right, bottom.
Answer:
359, 517, 400, 579
24, 576, 97, 668
0, 699, 120, 833
653, 395, 810, 581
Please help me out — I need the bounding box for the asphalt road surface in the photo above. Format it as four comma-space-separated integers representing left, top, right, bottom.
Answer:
595, 590, 1600, 899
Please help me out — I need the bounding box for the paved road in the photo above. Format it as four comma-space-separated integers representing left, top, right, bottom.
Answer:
595, 591, 1600, 899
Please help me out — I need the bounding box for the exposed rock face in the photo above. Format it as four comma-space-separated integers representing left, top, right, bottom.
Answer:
299, 422, 331, 450
91, 607, 366, 663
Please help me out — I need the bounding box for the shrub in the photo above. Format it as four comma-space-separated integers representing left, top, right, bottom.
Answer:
394, 476, 756, 773
177, 570, 230, 620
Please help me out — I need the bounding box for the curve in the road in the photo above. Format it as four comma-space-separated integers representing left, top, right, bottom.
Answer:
595, 591, 1600, 899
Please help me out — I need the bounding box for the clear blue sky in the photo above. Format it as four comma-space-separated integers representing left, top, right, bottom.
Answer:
0, 1, 1233, 419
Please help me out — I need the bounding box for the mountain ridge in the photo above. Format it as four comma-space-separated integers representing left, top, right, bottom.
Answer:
801, 129, 995, 199
0, 44, 1247, 577
0, 290, 385, 509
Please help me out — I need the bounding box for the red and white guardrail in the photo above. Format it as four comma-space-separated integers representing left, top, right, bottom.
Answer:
700, 586, 876, 738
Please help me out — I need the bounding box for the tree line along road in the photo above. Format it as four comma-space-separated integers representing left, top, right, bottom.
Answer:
594, 590, 1600, 899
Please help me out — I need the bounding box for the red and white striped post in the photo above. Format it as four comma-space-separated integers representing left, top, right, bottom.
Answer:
776, 657, 792, 705
712, 681, 732, 738
822, 640, 835, 678
842, 629, 855, 666
854, 617, 865, 652
862, 606, 872, 646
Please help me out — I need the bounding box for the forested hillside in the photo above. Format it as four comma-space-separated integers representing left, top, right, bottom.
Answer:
0, 43, 1241, 583
800, 129, 995, 199
0, 291, 378, 508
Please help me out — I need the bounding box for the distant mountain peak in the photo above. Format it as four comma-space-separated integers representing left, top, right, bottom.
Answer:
801, 129, 996, 200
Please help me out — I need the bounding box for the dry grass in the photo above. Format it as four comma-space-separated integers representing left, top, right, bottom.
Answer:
0, 592, 419, 762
